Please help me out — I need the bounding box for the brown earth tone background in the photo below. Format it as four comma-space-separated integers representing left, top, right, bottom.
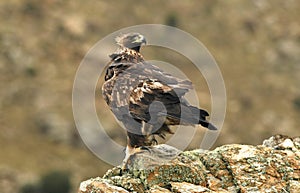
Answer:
0, 0, 299, 192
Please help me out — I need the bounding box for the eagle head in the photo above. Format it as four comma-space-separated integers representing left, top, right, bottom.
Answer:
116, 33, 146, 52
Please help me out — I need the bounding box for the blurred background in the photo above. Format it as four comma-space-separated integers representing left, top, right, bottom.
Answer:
1, 0, 299, 192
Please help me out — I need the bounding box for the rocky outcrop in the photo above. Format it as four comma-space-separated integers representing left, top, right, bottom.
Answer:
78, 135, 300, 193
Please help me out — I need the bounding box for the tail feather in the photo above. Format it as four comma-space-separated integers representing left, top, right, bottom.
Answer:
199, 120, 218, 130
165, 104, 218, 130
183, 105, 217, 130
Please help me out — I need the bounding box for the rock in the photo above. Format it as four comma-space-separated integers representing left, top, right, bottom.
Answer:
170, 182, 212, 193
78, 135, 300, 193
79, 177, 129, 193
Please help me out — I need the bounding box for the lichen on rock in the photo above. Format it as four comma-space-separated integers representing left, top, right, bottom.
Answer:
78, 135, 300, 193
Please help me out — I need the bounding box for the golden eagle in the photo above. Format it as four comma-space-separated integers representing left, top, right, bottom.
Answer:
102, 33, 217, 167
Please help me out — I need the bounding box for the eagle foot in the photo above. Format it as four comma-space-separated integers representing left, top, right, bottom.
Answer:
121, 146, 152, 173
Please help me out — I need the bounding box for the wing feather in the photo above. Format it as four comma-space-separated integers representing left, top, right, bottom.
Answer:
109, 61, 192, 108
128, 78, 183, 123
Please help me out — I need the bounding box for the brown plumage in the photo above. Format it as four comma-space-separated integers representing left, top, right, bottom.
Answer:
102, 33, 217, 166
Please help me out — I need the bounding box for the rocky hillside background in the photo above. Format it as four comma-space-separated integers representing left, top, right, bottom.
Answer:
0, 0, 300, 192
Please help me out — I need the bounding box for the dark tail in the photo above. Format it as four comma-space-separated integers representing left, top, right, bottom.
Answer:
178, 105, 218, 130
199, 119, 218, 130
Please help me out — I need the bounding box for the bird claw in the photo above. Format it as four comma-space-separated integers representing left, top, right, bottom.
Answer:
140, 146, 152, 152
121, 146, 152, 172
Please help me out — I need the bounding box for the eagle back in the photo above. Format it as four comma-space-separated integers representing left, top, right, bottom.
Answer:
102, 47, 144, 109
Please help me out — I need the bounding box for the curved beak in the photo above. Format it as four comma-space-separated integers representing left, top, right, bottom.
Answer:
133, 34, 147, 45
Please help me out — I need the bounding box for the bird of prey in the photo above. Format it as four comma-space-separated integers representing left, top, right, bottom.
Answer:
102, 33, 217, 167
